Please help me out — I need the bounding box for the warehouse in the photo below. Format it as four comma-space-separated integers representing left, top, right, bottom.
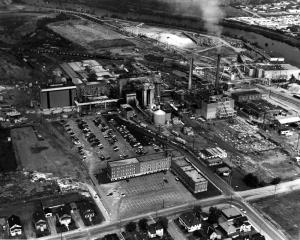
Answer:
198, 147, 227, 160
107, 152, 171, 181
40, 84, 77, 109
171, 158, 208, 193
231, 90, 262, 103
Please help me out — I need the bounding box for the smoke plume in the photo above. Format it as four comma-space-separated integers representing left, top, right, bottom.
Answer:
161, 0, 224, 36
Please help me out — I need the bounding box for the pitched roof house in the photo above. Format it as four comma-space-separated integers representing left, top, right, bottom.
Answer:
7, 215, 22, 237
179, 211, 201, 232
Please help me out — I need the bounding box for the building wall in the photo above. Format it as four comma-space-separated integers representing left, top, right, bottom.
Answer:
171, 161, 208, 193
232, 92, 262, 102
201, 102, 217, 120
139, 157, 171, 174
40, 89, 76, 109
108, 163, 140, 181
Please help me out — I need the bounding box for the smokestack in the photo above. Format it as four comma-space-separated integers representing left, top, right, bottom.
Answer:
188, 57, 193, 90
215, 54, 221, 90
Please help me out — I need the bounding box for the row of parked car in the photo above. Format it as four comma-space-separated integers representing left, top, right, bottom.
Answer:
116, 124, 147, 155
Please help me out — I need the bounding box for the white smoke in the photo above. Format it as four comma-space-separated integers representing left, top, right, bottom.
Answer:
161, 0, 224, 36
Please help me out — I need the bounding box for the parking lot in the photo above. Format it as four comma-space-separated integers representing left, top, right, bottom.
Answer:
99, 171, 195, 219
62, 115, 162, 175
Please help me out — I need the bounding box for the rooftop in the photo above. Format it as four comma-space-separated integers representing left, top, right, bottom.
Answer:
173, 158, 206, 183
231, 90, 261, 97
222, 207, 242, 219
137, 152, 168, 162
179, 211, 201, 227
108, 158, 139, 168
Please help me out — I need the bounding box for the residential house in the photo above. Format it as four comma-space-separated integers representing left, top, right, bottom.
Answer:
233, 216, 252, 233
206, 225, 222, 240
7, 215, 22, 237
179, 211, 201, 232
33, 211, 48, 232
56, 206, 71, 227
219, 221, 239, 238
221, 207, 242, 221
148, 223, 164, 238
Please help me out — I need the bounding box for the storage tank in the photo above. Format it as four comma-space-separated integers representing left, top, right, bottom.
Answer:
154, 109, 166, 126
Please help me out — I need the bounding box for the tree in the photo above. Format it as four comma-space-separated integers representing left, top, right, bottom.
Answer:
125, 222, 136, 233
243, 173, 260, 188
138, 218, 148, 232
270, 177, 281, 185
157, 217, 168, 230
193, 205, 202, 218
208, 207, 222, 224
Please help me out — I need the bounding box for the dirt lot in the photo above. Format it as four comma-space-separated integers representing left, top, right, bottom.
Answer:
48, 19, 134, 50
212, 117, 300, 182
253, 191, 300, 240
11, 125, 87, 180
98, 171, 195, 220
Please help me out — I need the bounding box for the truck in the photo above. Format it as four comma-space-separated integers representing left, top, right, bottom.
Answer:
175, 137, 186, 145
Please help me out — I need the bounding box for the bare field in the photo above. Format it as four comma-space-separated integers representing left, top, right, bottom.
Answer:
11, 126, 86, 180
253, 191, 300, 240
99, 172, 194, 219
48, 20, 133, 50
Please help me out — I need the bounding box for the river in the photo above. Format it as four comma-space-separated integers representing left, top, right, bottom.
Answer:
222, 27, 300, 68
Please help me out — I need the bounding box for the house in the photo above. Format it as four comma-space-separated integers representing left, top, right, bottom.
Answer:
7, 215, 22, 237
80, 202, 96, 222
179, 211, 201, 232
56, 206, 71, 227
44, 208, 53, 218
148, 223, 164, 238
233, 216, 252, 233
0, 217, 7, 231
221, 207, 242, 221
33, 211, 48, 232
218, 221, 239, 238
206, 225, 222, 240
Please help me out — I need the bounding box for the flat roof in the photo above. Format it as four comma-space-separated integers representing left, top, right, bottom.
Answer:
232, 90, 261, 97
222, 207, 242, 219
137, 152, 168, 162
108, 158, 139, 168
276, 116, 300, 124
173, 158, 206, 183
41, 85, 76, 92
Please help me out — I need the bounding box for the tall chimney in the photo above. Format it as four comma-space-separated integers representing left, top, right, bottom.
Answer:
188, 57, 193, 90
215, 54, 221, 90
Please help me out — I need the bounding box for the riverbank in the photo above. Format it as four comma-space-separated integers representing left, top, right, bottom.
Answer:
222, 19, 300, 49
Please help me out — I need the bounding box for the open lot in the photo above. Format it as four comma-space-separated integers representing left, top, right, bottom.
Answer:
253, 191, 300, 240
98, 171, 195, 219
48, 19, 134, 50
212, 117, 300, 182
11, 126, 86, 180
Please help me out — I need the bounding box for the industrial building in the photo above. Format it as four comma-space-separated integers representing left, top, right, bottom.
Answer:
120, 104, 135, 119
107, 152, 171, 181
231, 90, 262, 103
201, 95, 236, 120
107, 158, 140, 181
257, 64, 300, 81
40, 84, 77, 109
198, 147, 227, 160
171, 157, 208, 193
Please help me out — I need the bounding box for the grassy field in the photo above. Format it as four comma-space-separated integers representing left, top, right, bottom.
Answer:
253, 191, 300, 240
